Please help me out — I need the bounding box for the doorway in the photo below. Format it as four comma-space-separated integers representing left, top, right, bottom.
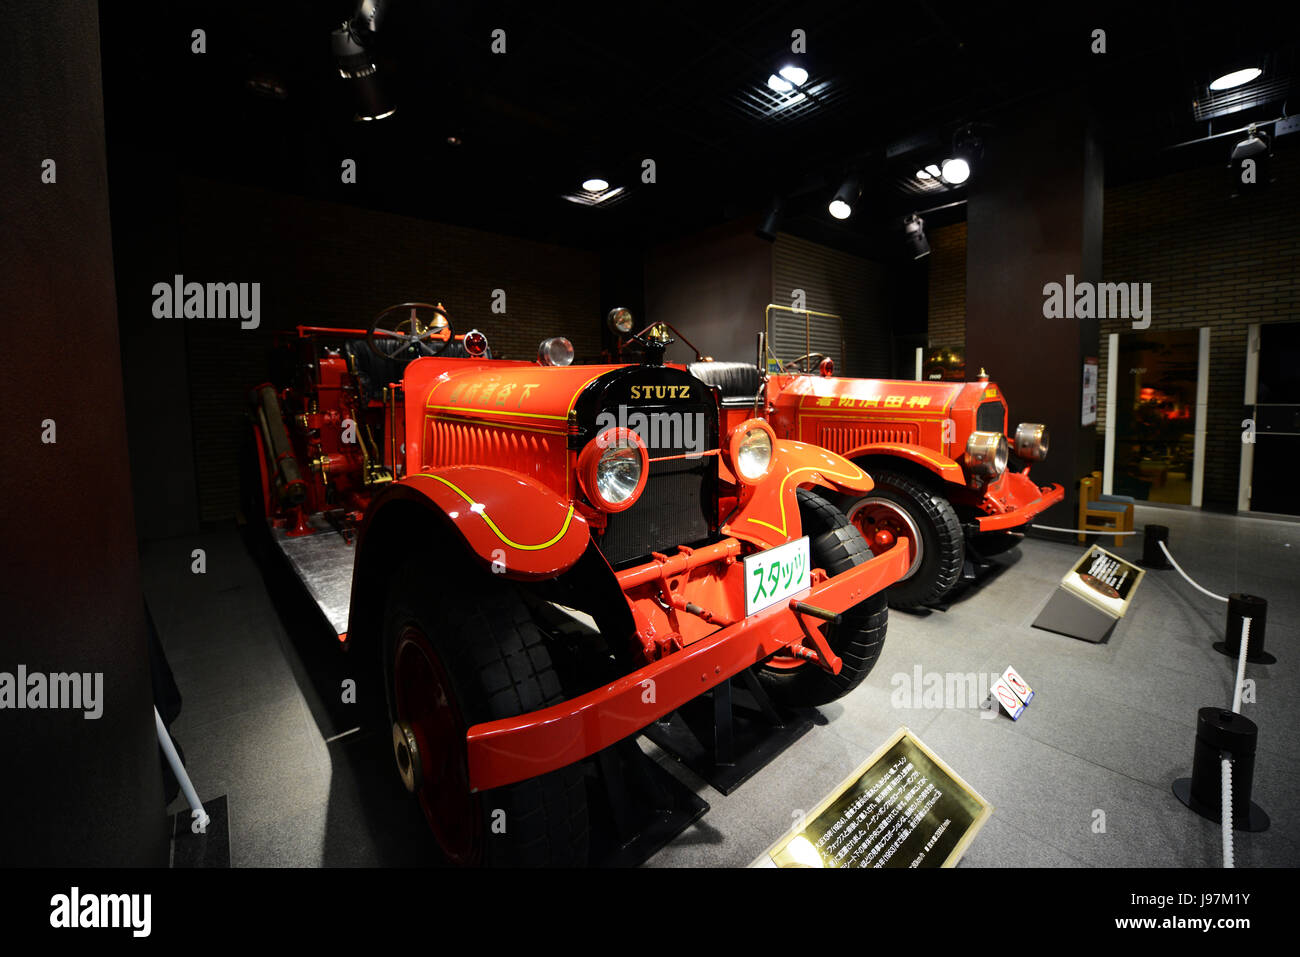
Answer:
1112, 330, 1200, 504
1247, 321, 1300, 516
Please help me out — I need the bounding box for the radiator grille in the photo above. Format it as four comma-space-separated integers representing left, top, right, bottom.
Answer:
601, 456, 712, 567
425, 419, 562, 478
976, 401, 1005, 434
818, 424, 920, 454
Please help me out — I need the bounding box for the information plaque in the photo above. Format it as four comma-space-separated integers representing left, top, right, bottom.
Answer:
752, 727, 992, 868
1032, 544, 1146, 642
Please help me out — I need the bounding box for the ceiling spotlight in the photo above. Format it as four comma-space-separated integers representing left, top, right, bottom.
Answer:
779, 65, 808, 86
940, 157, 970, 185
829, 176, 861, 220
926, 164, 941, 177
1231, 126, 1269, 160
331, 4, 395, 122
904, 214, 930, 259
582, 177, 610, 193
1210, 67, 1263, 91
767, 65, 808, 93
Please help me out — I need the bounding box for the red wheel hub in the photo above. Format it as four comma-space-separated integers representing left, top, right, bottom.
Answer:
846, 498, 923, 579
393, 625, 482, 865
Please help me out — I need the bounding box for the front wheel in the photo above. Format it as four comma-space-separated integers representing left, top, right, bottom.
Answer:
839, 469, 965, 609
755, 489, 890, 708
382, 559, 589, 866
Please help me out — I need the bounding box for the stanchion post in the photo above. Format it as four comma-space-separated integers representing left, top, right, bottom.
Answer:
1141, 524, 1170, 569
1173, 707, 1269, 833
1216, 594, 1275, 664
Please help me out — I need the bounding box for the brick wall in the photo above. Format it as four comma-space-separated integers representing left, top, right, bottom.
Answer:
1098, 151, 1300, 508
926, 222, 966, 349
177, 176, 600, 521
772, 232, 892, 378
926, 151, 1300, 509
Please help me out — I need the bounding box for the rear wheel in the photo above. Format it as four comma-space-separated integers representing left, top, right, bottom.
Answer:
756, 489, 889, 708
840, 469, 964, 609
382, 559, 589, 866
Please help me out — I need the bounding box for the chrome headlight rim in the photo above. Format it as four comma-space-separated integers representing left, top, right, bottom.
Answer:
577, 427, 648, 512
728, 418, 776, 485
1014, 422, 1049, 462
964, 430, 1008, 477
538, 336, 575, 367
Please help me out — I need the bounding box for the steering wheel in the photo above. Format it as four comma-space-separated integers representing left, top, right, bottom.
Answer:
367, 302, 454, 360
782, 352, 829, 373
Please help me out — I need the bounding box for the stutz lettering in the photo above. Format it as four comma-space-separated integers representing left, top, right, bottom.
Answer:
628, 385, 691, 400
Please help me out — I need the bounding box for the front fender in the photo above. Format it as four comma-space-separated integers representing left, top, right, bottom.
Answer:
375, 466, 590, 580
846, 442, 966, 486
722, 439, 872, 550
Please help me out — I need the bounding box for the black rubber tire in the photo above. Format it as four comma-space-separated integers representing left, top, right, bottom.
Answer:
839, 469, 965, 609
382, 560, 589, 867
755, 489, 890, 708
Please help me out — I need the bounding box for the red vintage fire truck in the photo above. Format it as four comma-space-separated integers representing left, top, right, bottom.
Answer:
610, 307, 1064, 609
245, 302, 908, 865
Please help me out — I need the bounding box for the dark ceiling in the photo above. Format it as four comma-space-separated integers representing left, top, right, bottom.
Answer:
99, 1, 1300, 259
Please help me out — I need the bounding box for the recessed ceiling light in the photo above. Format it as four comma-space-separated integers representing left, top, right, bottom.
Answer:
940, 158, 970, 185
1210, 67, 1262, 91
561, 186, 626, 207
778, 65, 808, 87
582, 177, 610, 193
916, 168, 933, 180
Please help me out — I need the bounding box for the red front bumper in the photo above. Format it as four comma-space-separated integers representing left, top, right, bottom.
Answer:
975, 473, 1065, 532
464, 539, 910, 792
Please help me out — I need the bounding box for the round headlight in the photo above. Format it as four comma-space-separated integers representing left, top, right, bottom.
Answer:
964, 431, 1008, 477
577, 428, 648, 512
463, 329, 489, 357
538, 336, 574, 367
607, 307, 635, 335
729, 419, 775, 485
1014, 422, 1049, 462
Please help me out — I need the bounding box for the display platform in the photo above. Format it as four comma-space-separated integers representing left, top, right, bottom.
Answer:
271, 515, 356, 639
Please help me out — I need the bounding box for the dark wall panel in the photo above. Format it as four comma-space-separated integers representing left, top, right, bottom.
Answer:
173, 178, 601, 522
645, 220, 774, 365
965, 94, 1102, 525
0, 3, 167, 865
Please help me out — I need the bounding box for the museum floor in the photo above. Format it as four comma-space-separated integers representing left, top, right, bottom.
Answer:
143, 504, 1298, 867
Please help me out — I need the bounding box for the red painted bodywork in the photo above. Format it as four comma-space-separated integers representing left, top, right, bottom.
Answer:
466, 539, 909, 791
252, 326, 907, 797
763, 372, 1063, 530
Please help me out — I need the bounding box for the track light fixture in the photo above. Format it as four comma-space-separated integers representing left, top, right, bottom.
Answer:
1228, 123, 1272, 196
756, 196, 783, 241
904, 214, 930, 259
331, 1, 395, 121
828, 176, 861, 220
941, 124, 983, 185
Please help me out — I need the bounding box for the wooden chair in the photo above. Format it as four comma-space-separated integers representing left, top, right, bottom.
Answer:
1091, 471, 1137, 507
1078, 476, 1134, 547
